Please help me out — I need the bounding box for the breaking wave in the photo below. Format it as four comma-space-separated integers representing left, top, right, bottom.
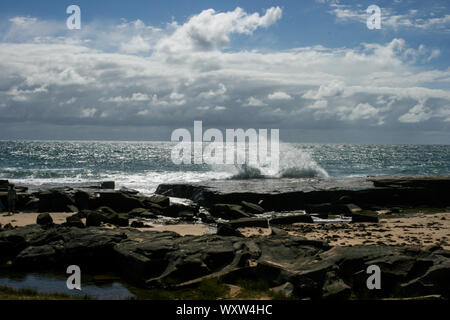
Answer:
228, 143, 329, 179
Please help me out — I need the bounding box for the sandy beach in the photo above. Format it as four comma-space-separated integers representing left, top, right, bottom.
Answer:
239, 212, 450, 249
2, 211, 448, 249
0, 212, 213, 236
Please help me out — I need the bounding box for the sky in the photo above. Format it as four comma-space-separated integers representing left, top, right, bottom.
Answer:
0, 0, 449, 143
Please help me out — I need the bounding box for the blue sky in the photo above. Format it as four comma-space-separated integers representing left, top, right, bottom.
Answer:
0, 0, 449, 143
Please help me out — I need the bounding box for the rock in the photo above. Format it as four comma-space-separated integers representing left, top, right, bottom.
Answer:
228, 218, 268, 229
209, 204, 253, 220
344, 204, 363, 215
65, 215, 85, 228
2, 223, 14, 230
270, 282, 295, 298
128, 208, 158, 219
66, 205, 78, 213
101, 181, 115, 190
36, 213, 53, 226
270, 215, 314, 225
38, 190, 76, 212
217, 223, 244, 237
97, 206, 117, 215
338, 195, 352, 204
86, 211, 104, 227
24, 198, 40, 212
322, 272, 351, 300
130, 221, 146, 228
199, 213, 216, 224
165, 203, 198, 218
351, 211, 379, 223
270, 227, 288, 236
241, 201, 265, 214
97, 192, 143, 213
74, 190, 91, 210
148, 195, 170, 207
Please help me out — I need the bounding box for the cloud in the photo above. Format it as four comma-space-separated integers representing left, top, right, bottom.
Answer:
268, 91, 292, 100
325, 3, 450, 32
0, 9, 449, 142
398, 100, 433, 123
246, 97, 267, 107
156, 7, 282, 54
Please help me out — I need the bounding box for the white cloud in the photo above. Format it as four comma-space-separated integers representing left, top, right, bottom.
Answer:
268, 91, 292, 100
399, 101, 433, 123
156, 7, 282, 53
246, 97, 267, 107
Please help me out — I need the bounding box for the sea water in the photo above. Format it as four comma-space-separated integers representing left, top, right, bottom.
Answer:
0, 141, 449, 194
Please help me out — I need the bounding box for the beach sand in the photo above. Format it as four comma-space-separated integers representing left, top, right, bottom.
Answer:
1, 212, 448, 248
240, 212, 449, 249
0, 212, 213, 237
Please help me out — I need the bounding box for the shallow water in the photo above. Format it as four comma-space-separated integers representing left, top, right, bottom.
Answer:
0, 271, 135, 300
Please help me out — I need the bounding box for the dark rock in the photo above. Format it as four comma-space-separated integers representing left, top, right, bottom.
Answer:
86, 211, 104, 227
209, 204, 253, 220
217, 223, 244, 237
74, 190, 91, 210
228, 218, 268, 229
148, 195, 170, 207
270, 227, 288, 236
65, 215, 85, 228
97, 192, 143, 213
165, 203, 198, 218
101, 181, 115, 190
351, 211, 379, 223
199, 213, 216, 224
338, 195, 352, 204
343, 204, 363, 215
38, 190, 76, 212
270, 282, 295, 298
240, 201, 265, 214
24, 198, 40, 212
36, 213, 53, 226
128, 208, 158, 219
130, 221, 146, 228
97, 206, 117, 215
270, 215, 314, 225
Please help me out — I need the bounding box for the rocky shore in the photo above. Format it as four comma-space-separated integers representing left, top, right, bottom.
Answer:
0, 176, 449, 300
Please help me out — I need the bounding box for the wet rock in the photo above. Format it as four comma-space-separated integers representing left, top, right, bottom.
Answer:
36, 213, 53, 226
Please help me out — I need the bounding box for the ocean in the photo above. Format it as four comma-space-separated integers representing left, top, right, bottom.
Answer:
1, 141, 449, 195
